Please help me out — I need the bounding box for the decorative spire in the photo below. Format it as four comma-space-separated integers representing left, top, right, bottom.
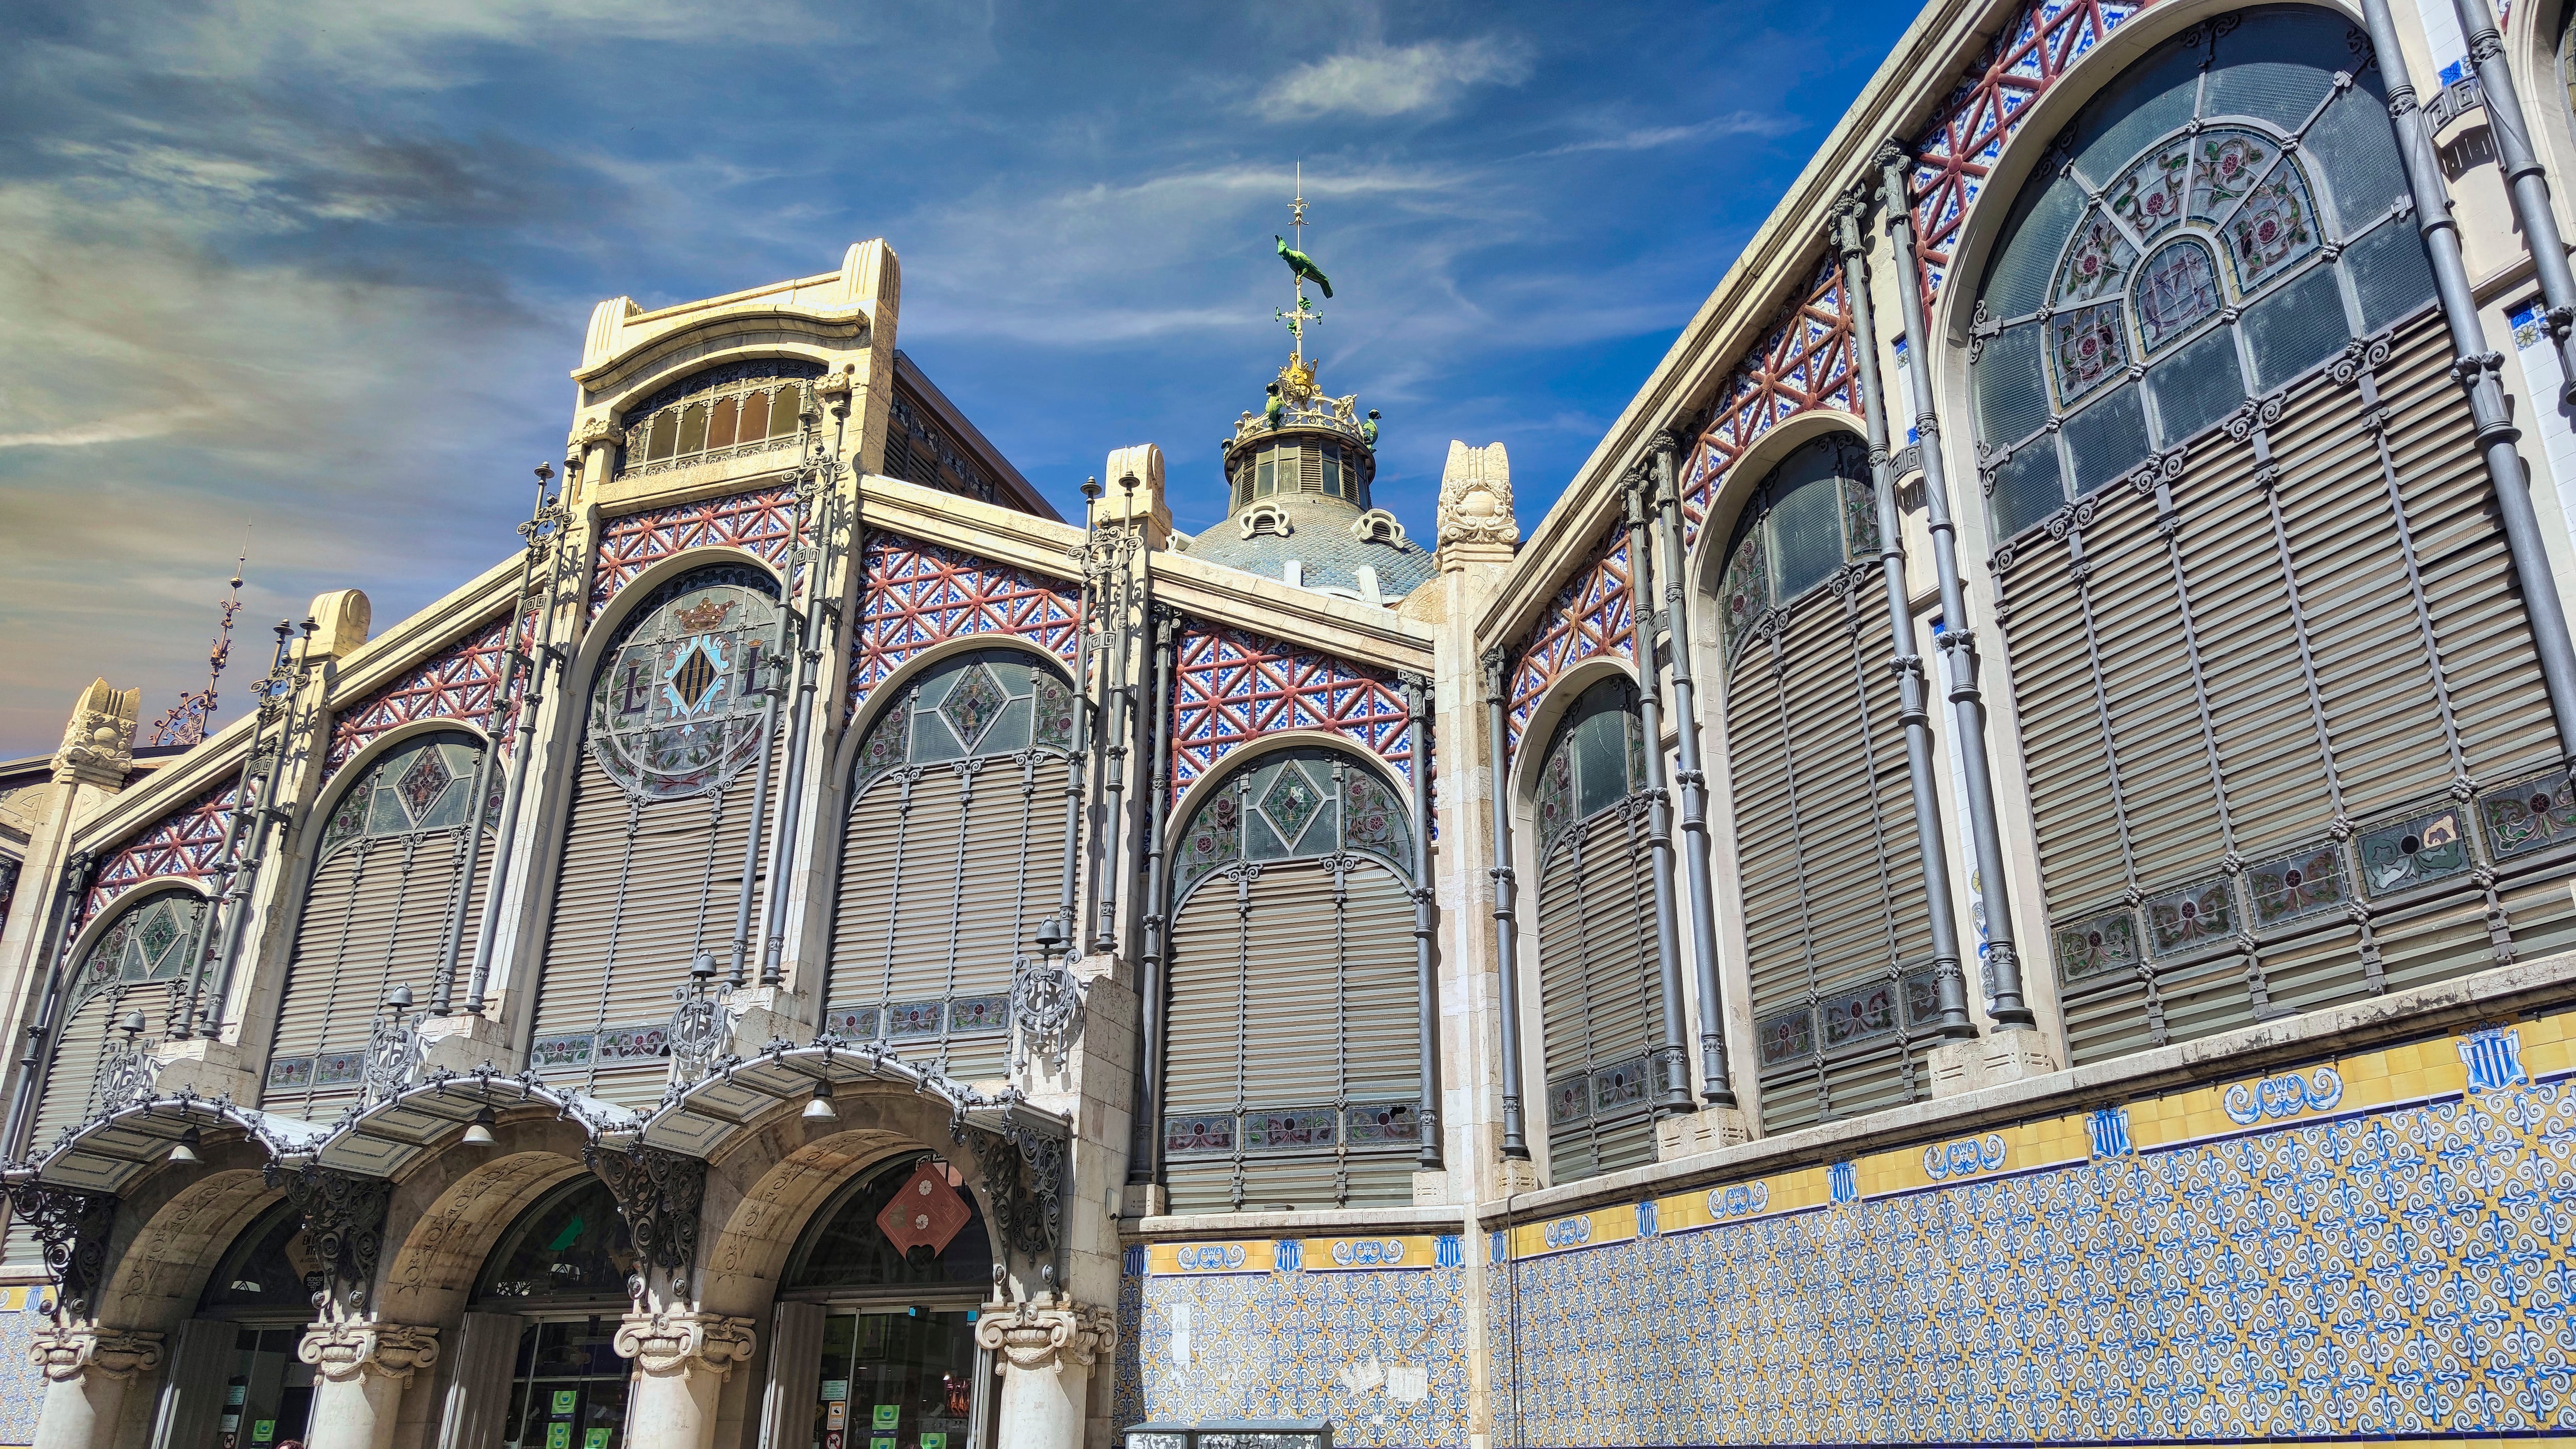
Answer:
1274, 164, 1330, 377
146, 538, 247, 749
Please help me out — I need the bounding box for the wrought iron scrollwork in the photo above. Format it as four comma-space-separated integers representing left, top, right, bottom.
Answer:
3, 1182, 115, 1319
666, 975, 728, 1089
583, 1142, 707, 1298
263, 1161, 392, 1314
360, 999, 425, 1109
950, 1104, 1064, 1262
1009, 956, 1083, 1072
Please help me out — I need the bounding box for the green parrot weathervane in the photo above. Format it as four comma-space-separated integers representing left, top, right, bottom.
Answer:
1275, 164, 1329, 368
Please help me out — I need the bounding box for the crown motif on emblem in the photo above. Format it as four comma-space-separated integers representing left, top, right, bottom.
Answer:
673, 596, 736, 633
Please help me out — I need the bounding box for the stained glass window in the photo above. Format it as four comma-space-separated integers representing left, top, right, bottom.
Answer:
1173, 745, 1414, 901
317, 731, 489, 861
618, 360, 822, 473
1714, 433, 1874, 663
75, 888, 209, 1014
586, 565, 783, 802
852, 647, 1079, 790
1973, 7, 2435, 535
1535, 677, 1643, 855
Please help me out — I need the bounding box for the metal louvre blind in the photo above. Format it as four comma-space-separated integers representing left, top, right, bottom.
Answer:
268, 830, 487, 1113
1534, 810, 1658, 1181
1163, 861, 1419, 1213
825, 755, 1064, 1082
2002, 311, 2576, 1065
30, 991, 121, 1155
533, 736, 776, 1105
1724, 573, 1934, 1135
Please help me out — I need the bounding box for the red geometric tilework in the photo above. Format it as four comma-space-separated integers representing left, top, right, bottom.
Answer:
1907, 0, 2149, 305
591, 485, 800, 615
848, 532, 1082, 712
1172, 622, 1413, 788
1506, 538, 1634, 759
71, 781, 235, 944
325, 612, 531, 773
1677, 258, 1857, 546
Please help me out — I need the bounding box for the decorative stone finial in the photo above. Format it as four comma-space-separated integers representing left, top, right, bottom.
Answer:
1435, 440, 1517, 572
54, 679, 139, 787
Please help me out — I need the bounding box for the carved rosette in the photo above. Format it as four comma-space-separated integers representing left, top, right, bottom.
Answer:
971, 1293, 1117, 1374
297, 1319, 440, 1384
613, 1308, 756, 1380
29, 1323, 162, 1383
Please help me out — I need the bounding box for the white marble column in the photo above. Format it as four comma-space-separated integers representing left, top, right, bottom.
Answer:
299, 1319, 440, 1449
614, 1308, 757, 1449
30, 1323, 162, 1449
973, 1293, 1116, 1449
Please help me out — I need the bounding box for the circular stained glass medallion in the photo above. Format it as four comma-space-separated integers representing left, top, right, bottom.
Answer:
587, 565, 783, 801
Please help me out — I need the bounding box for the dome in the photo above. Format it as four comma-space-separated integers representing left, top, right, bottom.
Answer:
1178, 493, 1434, 605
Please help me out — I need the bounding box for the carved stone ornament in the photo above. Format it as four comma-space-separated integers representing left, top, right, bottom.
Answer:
1434, 440, 1517, 559
613, 1308, 756, 1380
264, 1162, 393, 1315
569, 415, 620, 453
29, 1323, 163, 1383
296, 1319, 440, 1384
972, 1292, 1117, 1374
54, 678, 140, 786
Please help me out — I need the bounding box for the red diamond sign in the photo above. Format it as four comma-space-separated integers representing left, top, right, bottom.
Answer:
876, 1161, 971, 1256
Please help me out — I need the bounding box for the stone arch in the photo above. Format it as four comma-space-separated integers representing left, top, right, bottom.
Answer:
94, 1139, 278, 1333
373, 1113, 597, 1326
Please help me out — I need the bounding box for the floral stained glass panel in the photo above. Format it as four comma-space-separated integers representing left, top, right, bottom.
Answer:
2189, 131, 2277, 223
2135, 239, 2224, 353
2229, 171, 2321, 289
2109, 139, 2193, 240
2050, 302, 2129, 405
2055, 216, 2137, 306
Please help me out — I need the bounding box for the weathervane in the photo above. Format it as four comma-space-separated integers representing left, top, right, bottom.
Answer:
1274, 162, 1333, 387
146, 536, 248, 749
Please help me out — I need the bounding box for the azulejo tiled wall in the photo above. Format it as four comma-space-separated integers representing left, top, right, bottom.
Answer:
1489, 1017, 2576, 1445
1113, 1234, 1469, 1448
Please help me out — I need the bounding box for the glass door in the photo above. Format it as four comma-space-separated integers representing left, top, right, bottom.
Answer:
503, 1319, 632, 1449
810, 1309, 982, 1449
219, 1327, 314, 1449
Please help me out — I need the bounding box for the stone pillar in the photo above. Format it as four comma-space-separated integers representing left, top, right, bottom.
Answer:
614, 1308, 756, 1449
298, 1319, 440, 1449
30, 1322, 162, 1449
973, 1293, 1116, 1449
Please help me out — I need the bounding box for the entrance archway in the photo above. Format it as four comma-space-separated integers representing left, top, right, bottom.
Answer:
471, 1175, 638, 1449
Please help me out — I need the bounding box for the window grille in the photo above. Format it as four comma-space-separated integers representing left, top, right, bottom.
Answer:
886, 392, 1002, 505
267, 730, 490, 1110
32, 888, 207, 1150
825, 648, 1078, 1081
1531, 678, 1666, 1179
1716, 436, 1941, 1133
1974, 8, 2576, 1062
533, 565, 784, 1104
1163, 745, 1420, 1212
617, 360, 823, 479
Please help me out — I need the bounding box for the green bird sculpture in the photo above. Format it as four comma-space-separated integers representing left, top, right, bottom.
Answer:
1276, 235, 1333, 298
1264, 382, 1285, 428
1361, 409, 1380, 447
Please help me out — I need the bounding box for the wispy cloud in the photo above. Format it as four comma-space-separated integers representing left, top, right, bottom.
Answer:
1535, 112, 1802, 157
1254, 38, 1533, 120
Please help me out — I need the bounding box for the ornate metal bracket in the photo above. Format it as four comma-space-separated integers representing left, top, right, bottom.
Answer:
2, 1181, 115, 1320
1009, 956, 1083, 1073
950, 1105, 1064, 1263
666, 962, 729, 1089
264, 1161, 392, 1315
584, 1143, 707, 1299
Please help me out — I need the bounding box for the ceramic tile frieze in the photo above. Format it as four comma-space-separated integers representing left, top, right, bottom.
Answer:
1114, 1235, 1470, 1447
1485, 1015, 2576, 1444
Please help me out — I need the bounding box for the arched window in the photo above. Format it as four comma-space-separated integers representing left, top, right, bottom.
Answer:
782, 1156, 993, 1292
1163, 745, 1420, 1211
476, 1178, 637, 1446
619, 360, 822, 476
534, 565, 783, 1102
31, 887, 208, 1151
1717, 436, 1944, 1133
1971, 7, 2576, 1064
267, 729, 489, 1110
199, 1202, 321, 1447
826, 648, 1078, 1080
1973, 7, 2435, 536
1530, 678, 1666, 1180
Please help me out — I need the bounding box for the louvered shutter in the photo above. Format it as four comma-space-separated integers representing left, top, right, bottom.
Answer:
30, 991, 123, 1157
1534, 812, 1659, 1181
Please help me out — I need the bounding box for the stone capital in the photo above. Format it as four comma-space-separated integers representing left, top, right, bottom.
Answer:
614, 1308, 756, 1381
31, 1322, 164, 1383
972, 1292, 1117, 1374
298, 1319, 440, 1384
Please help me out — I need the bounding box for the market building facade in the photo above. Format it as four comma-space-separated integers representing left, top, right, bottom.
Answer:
4, 0, 2576, 1442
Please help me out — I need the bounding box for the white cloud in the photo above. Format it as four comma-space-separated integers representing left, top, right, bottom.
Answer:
1535, 113, 1801, 157
1254, 38, 1532, 120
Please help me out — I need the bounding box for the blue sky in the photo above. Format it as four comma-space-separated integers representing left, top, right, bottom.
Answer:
0, 0, 1923, 758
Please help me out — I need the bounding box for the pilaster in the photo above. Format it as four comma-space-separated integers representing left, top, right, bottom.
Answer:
613, 1308, 757, 1449
298, 1319, 440, 1449
973, 1292, 1116, 1449
28, 1323, 161, 1449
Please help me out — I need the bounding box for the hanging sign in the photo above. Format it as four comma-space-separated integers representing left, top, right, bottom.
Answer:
876, 1161, 972, 1256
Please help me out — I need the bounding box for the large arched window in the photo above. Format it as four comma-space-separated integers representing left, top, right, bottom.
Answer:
1973, 7, 2435, 535
267, 729, 489, 1112
825, 647, 1078, 1081
200, 1202, 321, 1448
1972, 7, 2576, 1064
476, 1178, 637, 1448
31, 887, 208, 1151
534, 564, 784, 1103
1163, 744, 1420, 1211
782, 1156, 993, 1292
1717, 436, 1944, 1133
1530, 678, 1665, 1179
